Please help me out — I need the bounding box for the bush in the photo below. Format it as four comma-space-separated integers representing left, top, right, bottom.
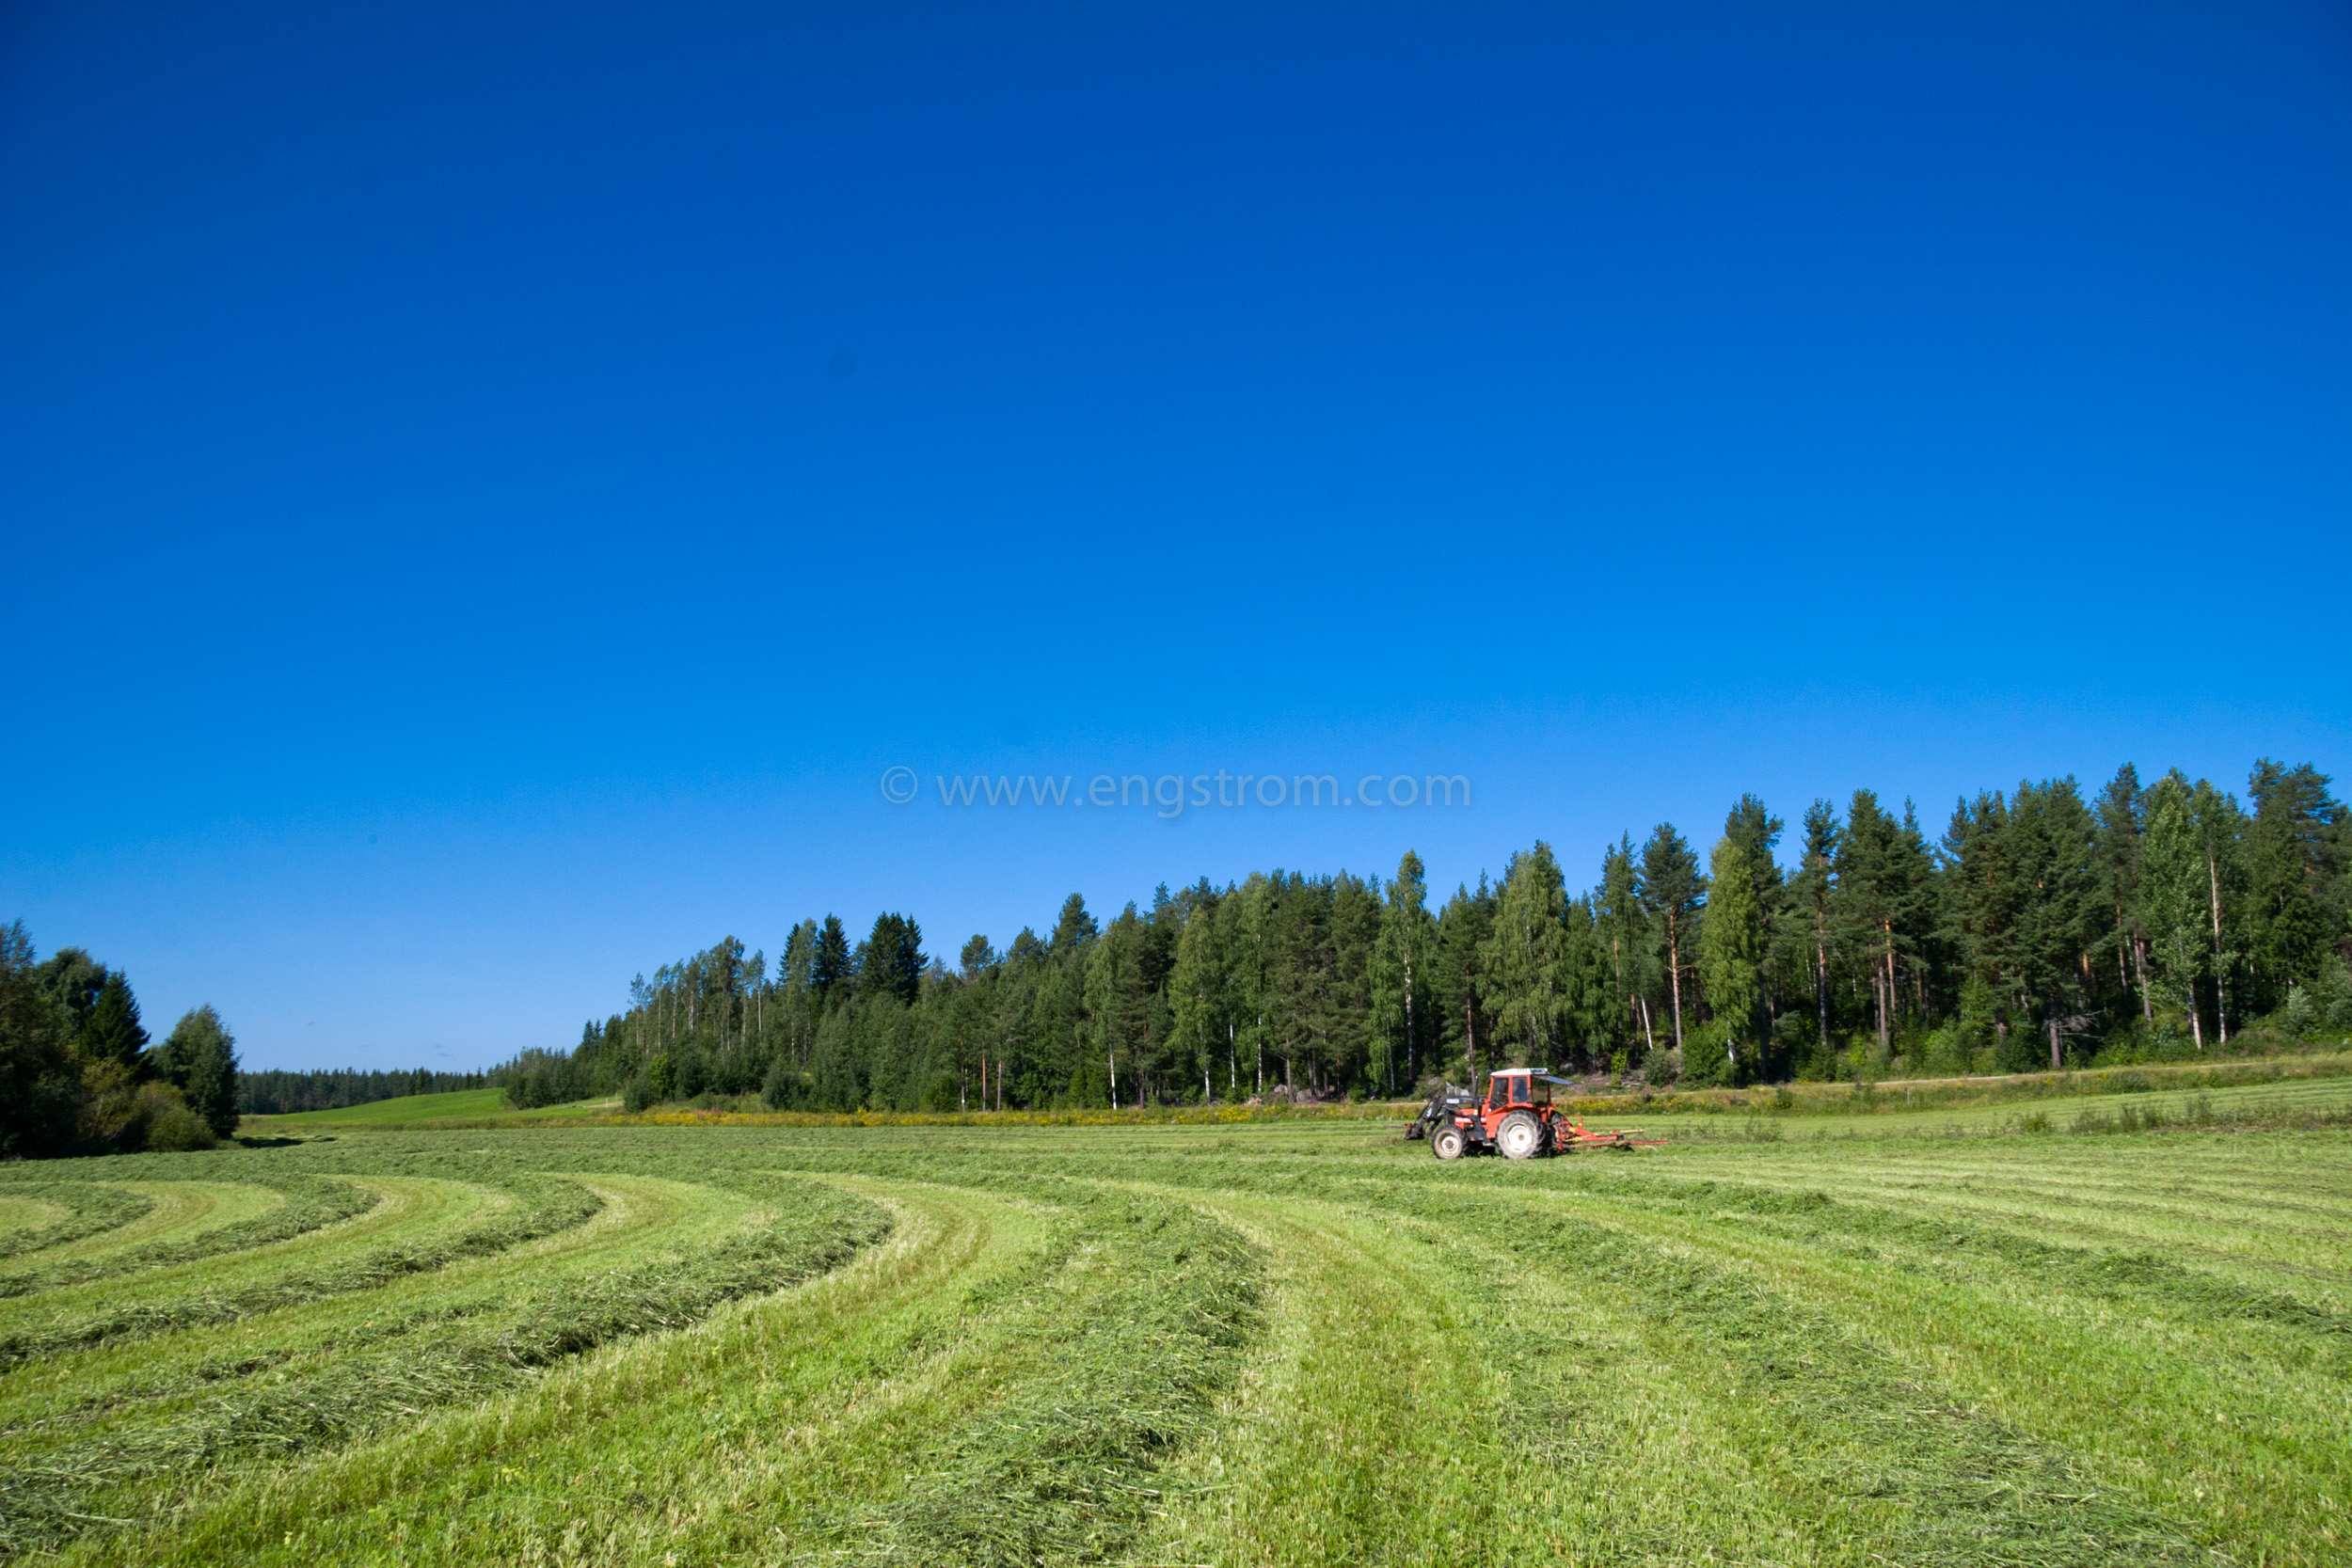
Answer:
762, 1056, 804, 1111
2285, 957, 2352, 1039
1678, 1020, 1736, 1088
135, 1083, 218, 1151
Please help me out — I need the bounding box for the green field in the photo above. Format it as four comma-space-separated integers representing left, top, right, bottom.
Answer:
3, 1105, 2349, 1565
250, 1088, 621, 1126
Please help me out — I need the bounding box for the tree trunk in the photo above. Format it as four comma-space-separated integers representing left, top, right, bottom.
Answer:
2047, 1005, 2061, 1070
1667, 921, 1685, 1051
1403, 956, 1415, 1089
1638, 995, 1655, 1055
1814, 919, 1829, 1048
2206, 847, 2230, 1045
2189, 983, 2203, 1051
2134, 936, 2153, 1022
1880, 922, 1897, 1052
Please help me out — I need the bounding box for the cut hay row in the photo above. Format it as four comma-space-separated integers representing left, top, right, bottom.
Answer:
0, 1189, 153, 1267
0, 1177, 598, 1371
0, 1178, 369, 1301
0, 1177, 889, 1554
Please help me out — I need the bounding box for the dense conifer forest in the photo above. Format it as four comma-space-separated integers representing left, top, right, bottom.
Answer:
509, 759, 2352, 1114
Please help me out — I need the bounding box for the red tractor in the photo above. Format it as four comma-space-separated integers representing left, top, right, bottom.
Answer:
1407, 1068, 1645, 1159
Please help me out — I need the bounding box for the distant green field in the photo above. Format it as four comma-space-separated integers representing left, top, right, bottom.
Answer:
246, 1088, 615, 1126
5, 1111, 2348, 1565
1632, 1064, 2352, 1139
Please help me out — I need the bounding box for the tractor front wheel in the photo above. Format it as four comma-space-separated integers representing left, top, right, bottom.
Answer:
1432, 1125, 1468, 1161
1497, 1111, 1544, 1160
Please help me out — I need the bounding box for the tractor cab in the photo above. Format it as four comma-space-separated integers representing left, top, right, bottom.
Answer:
1486, 1069, 1547, 1112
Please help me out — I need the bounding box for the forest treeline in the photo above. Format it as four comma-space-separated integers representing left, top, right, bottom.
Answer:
0, 922, 242, 1158
238, 1067, 492, 1116
513, 758, 2352, 1115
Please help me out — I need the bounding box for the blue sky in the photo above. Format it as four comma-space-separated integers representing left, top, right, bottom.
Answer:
4, 0, 2347, 1070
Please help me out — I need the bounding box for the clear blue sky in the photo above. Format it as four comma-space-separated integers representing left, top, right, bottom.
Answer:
4, 0, 2346, 1071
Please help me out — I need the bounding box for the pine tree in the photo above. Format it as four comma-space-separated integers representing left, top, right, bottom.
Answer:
1596, 836, 1655, 1061
2093, 765, 2151, 1022
2189, 780, 2247, 1044
2004, 778, 2104, 1068
1837, 791, 1911, 1053
1432, 877, 1495, 1083
1050, 894, 1100, 955
1789, 800, 1840, 1051
1638, 825, 1705, 1053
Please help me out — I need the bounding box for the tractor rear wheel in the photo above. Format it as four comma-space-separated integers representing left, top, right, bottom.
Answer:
1497, 1111, 1544, 1160
1432, 1125, 1468, 1161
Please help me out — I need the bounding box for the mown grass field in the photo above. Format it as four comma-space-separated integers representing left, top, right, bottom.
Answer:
5, 1092, 2350, 1565
254, 1089, 621, 1126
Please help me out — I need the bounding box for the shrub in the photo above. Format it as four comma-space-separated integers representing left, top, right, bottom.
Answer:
135, 1083, 219, 1151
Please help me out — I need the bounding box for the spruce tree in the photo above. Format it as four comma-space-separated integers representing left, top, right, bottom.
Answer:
2243, 760, 2345, 1010
811, 916, 852, 1002
859, 913, 924, 1005
1480, 843, 1573, 1067
81, 974, 151, 1072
